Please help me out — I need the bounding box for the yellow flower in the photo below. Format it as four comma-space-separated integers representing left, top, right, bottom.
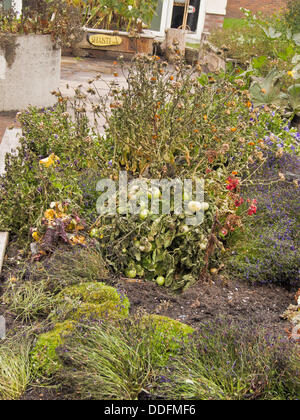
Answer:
32, 231, 42, 242
44, 209, 56, 221
39, 153, 60, 168
70, 235, 86, 246
287, 70, 295, 78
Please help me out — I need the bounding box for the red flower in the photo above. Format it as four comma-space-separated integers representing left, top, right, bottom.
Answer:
248, 205, 257, 216
235, 197, 244, 207
226, 177, 239, 191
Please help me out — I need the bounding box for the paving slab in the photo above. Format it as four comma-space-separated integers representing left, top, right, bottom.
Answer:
0, 232, 8, 275
0, 128, 22, 175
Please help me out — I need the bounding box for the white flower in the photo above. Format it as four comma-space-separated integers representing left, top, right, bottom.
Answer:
185, 379, 194, 385
188, 201, 202, 213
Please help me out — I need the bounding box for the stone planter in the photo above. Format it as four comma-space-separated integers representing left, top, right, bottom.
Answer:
74, 28, 155, 59
0, 34, 61, 112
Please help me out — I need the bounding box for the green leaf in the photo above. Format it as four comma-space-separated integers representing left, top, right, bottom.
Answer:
250, 69, 285, 106
261, 25, 282, 39
252, 56, 267, 70
287, 84, 300, 115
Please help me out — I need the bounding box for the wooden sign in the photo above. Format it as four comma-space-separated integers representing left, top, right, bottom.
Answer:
88, 34, 122, 47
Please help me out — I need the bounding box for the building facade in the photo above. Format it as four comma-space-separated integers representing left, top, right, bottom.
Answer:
226, 0, 287, 18
150, 0, 228, 41
1, 0, 228, 42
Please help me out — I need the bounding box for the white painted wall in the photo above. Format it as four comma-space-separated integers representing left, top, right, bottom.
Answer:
206, 0, 228, 15
12, 0, 22, 16
0, 35, 61, 111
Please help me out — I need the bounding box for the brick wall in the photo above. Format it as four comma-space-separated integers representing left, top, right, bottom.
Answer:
226, 0, 287, 18
204, 13, 225, 32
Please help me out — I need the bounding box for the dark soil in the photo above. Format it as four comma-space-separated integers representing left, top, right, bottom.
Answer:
115, 276, 293, 337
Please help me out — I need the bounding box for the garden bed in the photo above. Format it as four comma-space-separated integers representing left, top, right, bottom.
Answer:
0, 40, 299, 400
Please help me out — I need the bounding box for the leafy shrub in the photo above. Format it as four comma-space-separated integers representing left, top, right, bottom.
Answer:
209, 9, 300, 85
68, 0, 158, 33
285, 0, 300, 33
51, 282, 130, 321
0, 104, 104, 240
155, 319, 300, 400
56, 315, 194, 399
0, 340, 32, 400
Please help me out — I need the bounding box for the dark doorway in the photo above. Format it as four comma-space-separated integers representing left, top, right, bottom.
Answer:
171, 0, 201, 32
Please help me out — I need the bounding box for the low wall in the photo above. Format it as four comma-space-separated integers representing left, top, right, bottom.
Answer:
0, 34, 61, 112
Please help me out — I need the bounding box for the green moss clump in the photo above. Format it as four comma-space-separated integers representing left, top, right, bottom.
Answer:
31, 321, 76, 377
143, 314, 195, 365
63, 301, 129, 321
53, 282, 130, 321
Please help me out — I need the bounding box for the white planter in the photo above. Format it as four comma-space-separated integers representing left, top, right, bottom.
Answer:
0, 34, 61, 112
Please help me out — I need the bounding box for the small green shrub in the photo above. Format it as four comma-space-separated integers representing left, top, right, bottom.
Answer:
142, 314, 194, 365
209, 9, 300, 84
33, 248, 109, 290
56, 315, 194, 399
2, 279, 55, 322
30, 321, 76, 377
285, 0, 300, 33
0, 340, 32, 400
0, 104, 104, 240
51, 282, 130, 321
155, 320, 300, 400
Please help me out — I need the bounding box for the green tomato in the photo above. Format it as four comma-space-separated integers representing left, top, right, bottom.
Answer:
139, 209, 149, 220
89, 228, 99, 238
156, 276, 165, 286
134, 240, 141, 248
125, 268, 137, 279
